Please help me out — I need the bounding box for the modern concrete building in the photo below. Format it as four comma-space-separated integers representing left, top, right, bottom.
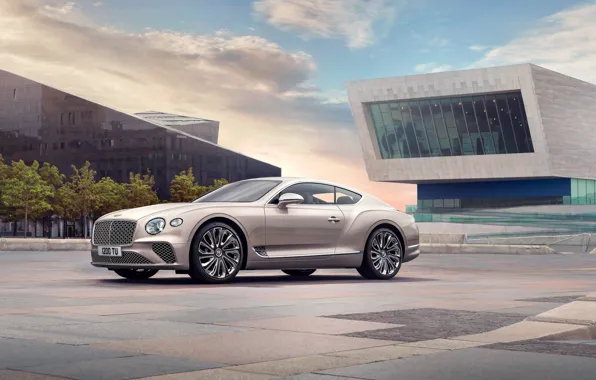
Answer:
347, 64, 596, 216
0, 69, 281, 237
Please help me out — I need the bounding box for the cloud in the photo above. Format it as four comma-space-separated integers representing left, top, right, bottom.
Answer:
252, 0, 399, 48
93, 1, 103, 6
414, 63, 431, 72
430, 65, 453, 73
415, 62, 453, 73
469, 45, 488, 52
472, 3, 596, 83
42, 0, 75, 16
0, 0, 415, 209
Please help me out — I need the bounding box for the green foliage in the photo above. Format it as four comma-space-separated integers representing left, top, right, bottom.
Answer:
95, 177, 128, 215
0, 158, 230, 226
170, 168, 203, 202
0, 155, 18, 223
39, 162, 65, 189
0, 160, 54, 235
65, 161, 101, 220
54, 185, 78, 220
125, 171, 159, 208
208, 178, 228, 192
169, 170, 229, 203
0, 154, 5, 180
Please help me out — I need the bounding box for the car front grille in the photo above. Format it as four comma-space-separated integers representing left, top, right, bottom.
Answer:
152, 243, 177, 264
91, 250, 153, 264
92, 220, 137, 246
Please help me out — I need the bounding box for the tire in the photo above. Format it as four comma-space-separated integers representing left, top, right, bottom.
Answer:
189, 221, 244, 284
114, 268, 158, 280
357, 227, 403, 280
282, 269, 316, 277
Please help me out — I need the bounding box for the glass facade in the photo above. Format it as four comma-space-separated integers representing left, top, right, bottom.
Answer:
407, 178, 596, 214
567, 178, 596, 205
368, 91, 534, 159
0, 70, 281, 199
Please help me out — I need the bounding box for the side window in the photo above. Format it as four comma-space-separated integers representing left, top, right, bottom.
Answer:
335, 187, 362, 205
271, 183, 335, 205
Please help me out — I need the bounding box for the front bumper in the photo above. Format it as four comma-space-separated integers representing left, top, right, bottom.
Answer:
90, 241, 189, 270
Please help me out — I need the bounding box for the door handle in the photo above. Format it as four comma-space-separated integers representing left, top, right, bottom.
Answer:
328, 216, 340, 223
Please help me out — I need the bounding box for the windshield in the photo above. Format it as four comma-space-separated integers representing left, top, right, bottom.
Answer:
193, 180, 282, 203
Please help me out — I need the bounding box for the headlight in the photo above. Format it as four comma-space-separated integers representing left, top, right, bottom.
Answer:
145, 218, 166, 235
170, 218, 183, 227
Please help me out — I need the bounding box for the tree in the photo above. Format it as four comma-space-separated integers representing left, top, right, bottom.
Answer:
67, 161, 101, 238
38, 162, 65, 237
169, 170, 229, 203
1, 160, 53, 238
39, 162, 65, 190
208, 178, 228, 192
124, 171, 159, 208
95, 177, 127, 216
54, 185, 78, 222
0, 154, 5, 181
0, 156, 19, 235
169, 168, 204, 202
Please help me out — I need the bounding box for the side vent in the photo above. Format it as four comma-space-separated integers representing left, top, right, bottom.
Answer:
253, 246, 268, 257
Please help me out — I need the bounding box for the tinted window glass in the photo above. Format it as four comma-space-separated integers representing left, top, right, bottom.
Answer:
391, 103, 411, 158
271, 183, 335, 205
194, 180, 281, 203
367, 91, 533, 159
335, 188, 363, 204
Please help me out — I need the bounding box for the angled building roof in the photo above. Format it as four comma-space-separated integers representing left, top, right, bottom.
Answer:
135, 111, 216, 125
135, 111, 219, 144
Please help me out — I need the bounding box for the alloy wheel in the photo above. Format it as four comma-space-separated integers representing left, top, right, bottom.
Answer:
197, 226, 241, 279
370, 230, 402, 276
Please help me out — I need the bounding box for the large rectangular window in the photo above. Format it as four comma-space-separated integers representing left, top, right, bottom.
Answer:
367, 91, 534, 159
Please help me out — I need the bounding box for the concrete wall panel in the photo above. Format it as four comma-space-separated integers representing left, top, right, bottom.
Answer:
531, 65, 596, 180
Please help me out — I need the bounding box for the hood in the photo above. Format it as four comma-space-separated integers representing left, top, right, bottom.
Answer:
99, 202, 222, 221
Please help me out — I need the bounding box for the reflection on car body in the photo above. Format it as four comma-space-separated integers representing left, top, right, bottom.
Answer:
91, 177, 420, 283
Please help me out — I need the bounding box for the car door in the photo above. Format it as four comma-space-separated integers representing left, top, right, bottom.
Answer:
264, 182, 344, 257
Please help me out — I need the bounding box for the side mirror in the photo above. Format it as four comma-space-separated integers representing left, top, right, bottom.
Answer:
277, 193, 304, 209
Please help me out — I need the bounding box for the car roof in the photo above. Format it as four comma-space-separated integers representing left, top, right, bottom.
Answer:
242, 177, 365, 195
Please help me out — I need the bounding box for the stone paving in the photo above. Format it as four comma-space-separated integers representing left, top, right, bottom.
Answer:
0, 251, 595, 379
331, 308, 527, 342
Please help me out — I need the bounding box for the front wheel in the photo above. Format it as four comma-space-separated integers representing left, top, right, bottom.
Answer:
282, 269, 316, 277
189, 222, 244, 284
114, 268, 158, 280
357, 228, 403, 280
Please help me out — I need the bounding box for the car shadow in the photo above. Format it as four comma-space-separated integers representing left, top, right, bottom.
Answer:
94, 274, 437, 288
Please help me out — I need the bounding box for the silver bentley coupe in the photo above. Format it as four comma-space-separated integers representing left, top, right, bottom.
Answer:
91, 177, 420, 283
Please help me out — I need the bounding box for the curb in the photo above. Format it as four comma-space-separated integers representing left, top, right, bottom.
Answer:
0, 239, 561, 255
421, 244, 558, 255
524, 295, 596, 340
0, 238, 91, 251
517, 295, 596, 341
449, 292, 596, 344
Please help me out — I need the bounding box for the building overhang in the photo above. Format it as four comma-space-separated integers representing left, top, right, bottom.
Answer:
348, 63, 596, 184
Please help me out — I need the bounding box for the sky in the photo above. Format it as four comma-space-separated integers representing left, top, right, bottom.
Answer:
0, 0, 595, 210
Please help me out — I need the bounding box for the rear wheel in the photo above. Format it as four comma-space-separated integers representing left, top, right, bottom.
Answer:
189, 222, 244, 284
113, 268, 158, 280
357, 228, 403, 280
282, 269, 316, 277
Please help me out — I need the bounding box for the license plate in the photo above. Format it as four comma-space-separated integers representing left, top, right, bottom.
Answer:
98, 246, 122, 257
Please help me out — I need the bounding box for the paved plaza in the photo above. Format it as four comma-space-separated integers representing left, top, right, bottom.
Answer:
1, 251, 595, 379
